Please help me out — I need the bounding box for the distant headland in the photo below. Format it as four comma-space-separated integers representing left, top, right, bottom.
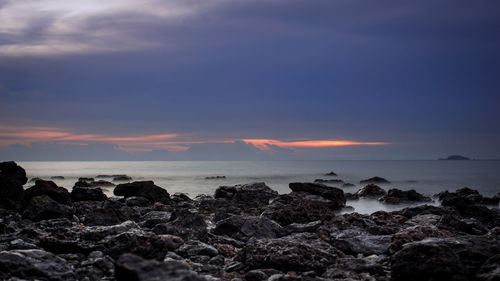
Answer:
439, 155, 471, 160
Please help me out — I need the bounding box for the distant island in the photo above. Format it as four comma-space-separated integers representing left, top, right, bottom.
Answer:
439, 155, 471, 160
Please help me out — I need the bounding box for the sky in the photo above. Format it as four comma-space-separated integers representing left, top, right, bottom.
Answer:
0, 0, 499, 160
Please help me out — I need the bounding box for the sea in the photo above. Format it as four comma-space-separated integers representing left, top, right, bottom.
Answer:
19, 160, 500, 214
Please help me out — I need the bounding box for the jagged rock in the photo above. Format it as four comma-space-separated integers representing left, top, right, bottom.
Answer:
476, 254, 500, 281
102, 229, 176, 260
323, 257, 386, 280
238, 236, 342, 274
70, 186, 107, 202
22, 195, 74, 221
213, 215, 285, 241
78, 198, 139, 226
379, 188, 431, 204
262, 193, 339, 226
388, 225, 452, 254
0, 161, 28, 186
25, 180, 72, 205
333, 234, 392, 255
75, 251, 115, 281
165, 208, 208, 241
355, 184, 387, 198
177, 240, 219, 258
139, 211, 172, 228
0, 249, 75, 280
115, 253, 207, 281
288, 183, 346, 205
214, 182, 278, 208
114, 181, 170, 204
391, 242, 468, 281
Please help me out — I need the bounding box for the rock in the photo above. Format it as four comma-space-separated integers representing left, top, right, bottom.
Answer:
177, 240, 219, 258
115, 253, 207, 281
0, 249, 75, 280
50, 176, 65, 180
70, 186, 107, 202
313, 179, 343, 183
213, 215, 285, 241
439, 155, 471, 161
262, 193, 340, 226
325, 172, 338, 176
342, 183, 355, 187
288, 182, 346, 205
323, 257, 386, 280
113, 175, 132, 182
284, 221, 323, 234
75, 251, 115, 281
77, 198, 139, 226
166, 208, 208, 241
333, 234, 392, 256
22, 195, 74, 221
245, 269, 268, 281
476, 254, 500, 281
239, 236, 341, 274
79, 177, 95, 182
206, 176, 226, 179
379, 188, 431, 204
0, 161, 28, 186
437, 214, 488, 235
102, 229, 176, 260
139, 211, 172, 228
355, 184, 386, 198
438, 187, 500, 207
360, 176, 390, 184
24, 180, 72, 205
214, 182, 278, 208
114, 181, 170, 204
388, 225, 452, 254
391, 242, 468, 281
126, 196, 152, 207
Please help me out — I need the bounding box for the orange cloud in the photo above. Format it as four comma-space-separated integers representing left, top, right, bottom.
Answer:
0, 124, 389, 153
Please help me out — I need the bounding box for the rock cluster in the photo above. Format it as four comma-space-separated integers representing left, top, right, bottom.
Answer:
0, 161, 498, 281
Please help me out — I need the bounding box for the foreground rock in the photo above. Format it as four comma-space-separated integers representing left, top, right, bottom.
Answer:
288, 182, 346, 206
114, 181, 170, 204
0, 161, 27, 209
25, 180, 72, 205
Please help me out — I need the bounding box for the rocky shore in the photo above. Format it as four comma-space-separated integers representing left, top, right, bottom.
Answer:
0, 161, 499, 281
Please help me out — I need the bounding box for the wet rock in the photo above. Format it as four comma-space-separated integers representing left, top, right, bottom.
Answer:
214, 182, 278, 209
25, 180, 72, 205
125, 196, 152, 207
388, 225, 452, 254
313, 179, 344, 184
139, 211, 172, 228
166, 208, 208, 241
284, 221, 323, 234
213, 215, 284, 241
394, 204, 452, 219
355, 184, 387, 198
0, 249, 75, 280
75, 251, 115, 281
262, 193, 339, 226
379, 188, 431, 204
391, 241, 467, 281
70, 186, 107, 202
102, 229, 176, 260
437, 214, 489, 235
288, 182, 346, 205
360, 176, 390, 184
333, 234, 392, 255
177, 240, 219, 258
438, 187, 500, 208
79, 198, 139, 226
22, 195, 74, 221
323, 257, 386, 280
114, 181, 170, 204
245, 269, 267, 281
115, 253, 207, 281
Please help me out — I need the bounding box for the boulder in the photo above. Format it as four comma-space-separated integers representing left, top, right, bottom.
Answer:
176, 240, 219, 258
214, 182, 278, 208
113, 175, 132, 182
379, 188, 431, 204
360, 176, 390, 184
115, 253, 207, 281
102, 229, 175, 260
213, 215, 285, 241
114, 181, 170, 204
165, 208, 208, 241
70, 186, 107, 202
0, 161, 26, 209
476, 254, 500, 281
22, 195, 74, 221
355, 184, 386, 198
388, 225, 452, 254
0, 249, 75, 280
288, 182, 346, 206
24, 180, 72, 205
391, 242, 468, 281
333, 234, 392, 255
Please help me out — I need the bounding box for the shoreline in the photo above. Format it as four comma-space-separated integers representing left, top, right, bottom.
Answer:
1, 161, 499, 280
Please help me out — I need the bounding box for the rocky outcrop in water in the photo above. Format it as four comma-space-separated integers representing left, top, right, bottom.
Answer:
0, 161, 498, 281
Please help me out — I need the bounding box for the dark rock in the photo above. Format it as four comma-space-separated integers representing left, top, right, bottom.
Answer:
342, 183, 355, 187
388, 225, 452, 254
437, 214, 489, 235
439, 155, 471, 160
0, 249, 75, 280
177, 240, 219, 257
476, 254, 500, 281
214, 182, 278, 209
102, 229, 175, 260
262, 193, 340, 226
239, 236, 341, 274
139, 211, 172, 228
325, 171, 338, 176
391, 241, 468, 281
355, 184, 387, 198
115, 253, 207, 281
438, 187, 500, 207
50, 176, 65, 180
79, 177, 94, 182
245, 269, 267, 281
0, 161, 28, 185
394, 204, 453, 219
379, 188, 431, 204
206, 176, 226, 179
313, 178, 343, 183
78, 198, 139, 226
29, 177, 42, 182
360, 176, 390, 184
284, 220, 323, 234
22, 195, 74, 221
114, 181, 170, 204
288, 182, 346, 205
113, 175, 132, 182
75, 251, 115, 281
344, 192, 359, 200
323, 257, 386, 280
166, 208, 208, 241
213, 215, 285, 241
125, 196, 152, 207
333, 234, 392, 255
25, 180, 72, 205
70, 186, 107, 202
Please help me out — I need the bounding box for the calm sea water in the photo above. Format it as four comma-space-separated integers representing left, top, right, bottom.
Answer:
19, 160, 500, 214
